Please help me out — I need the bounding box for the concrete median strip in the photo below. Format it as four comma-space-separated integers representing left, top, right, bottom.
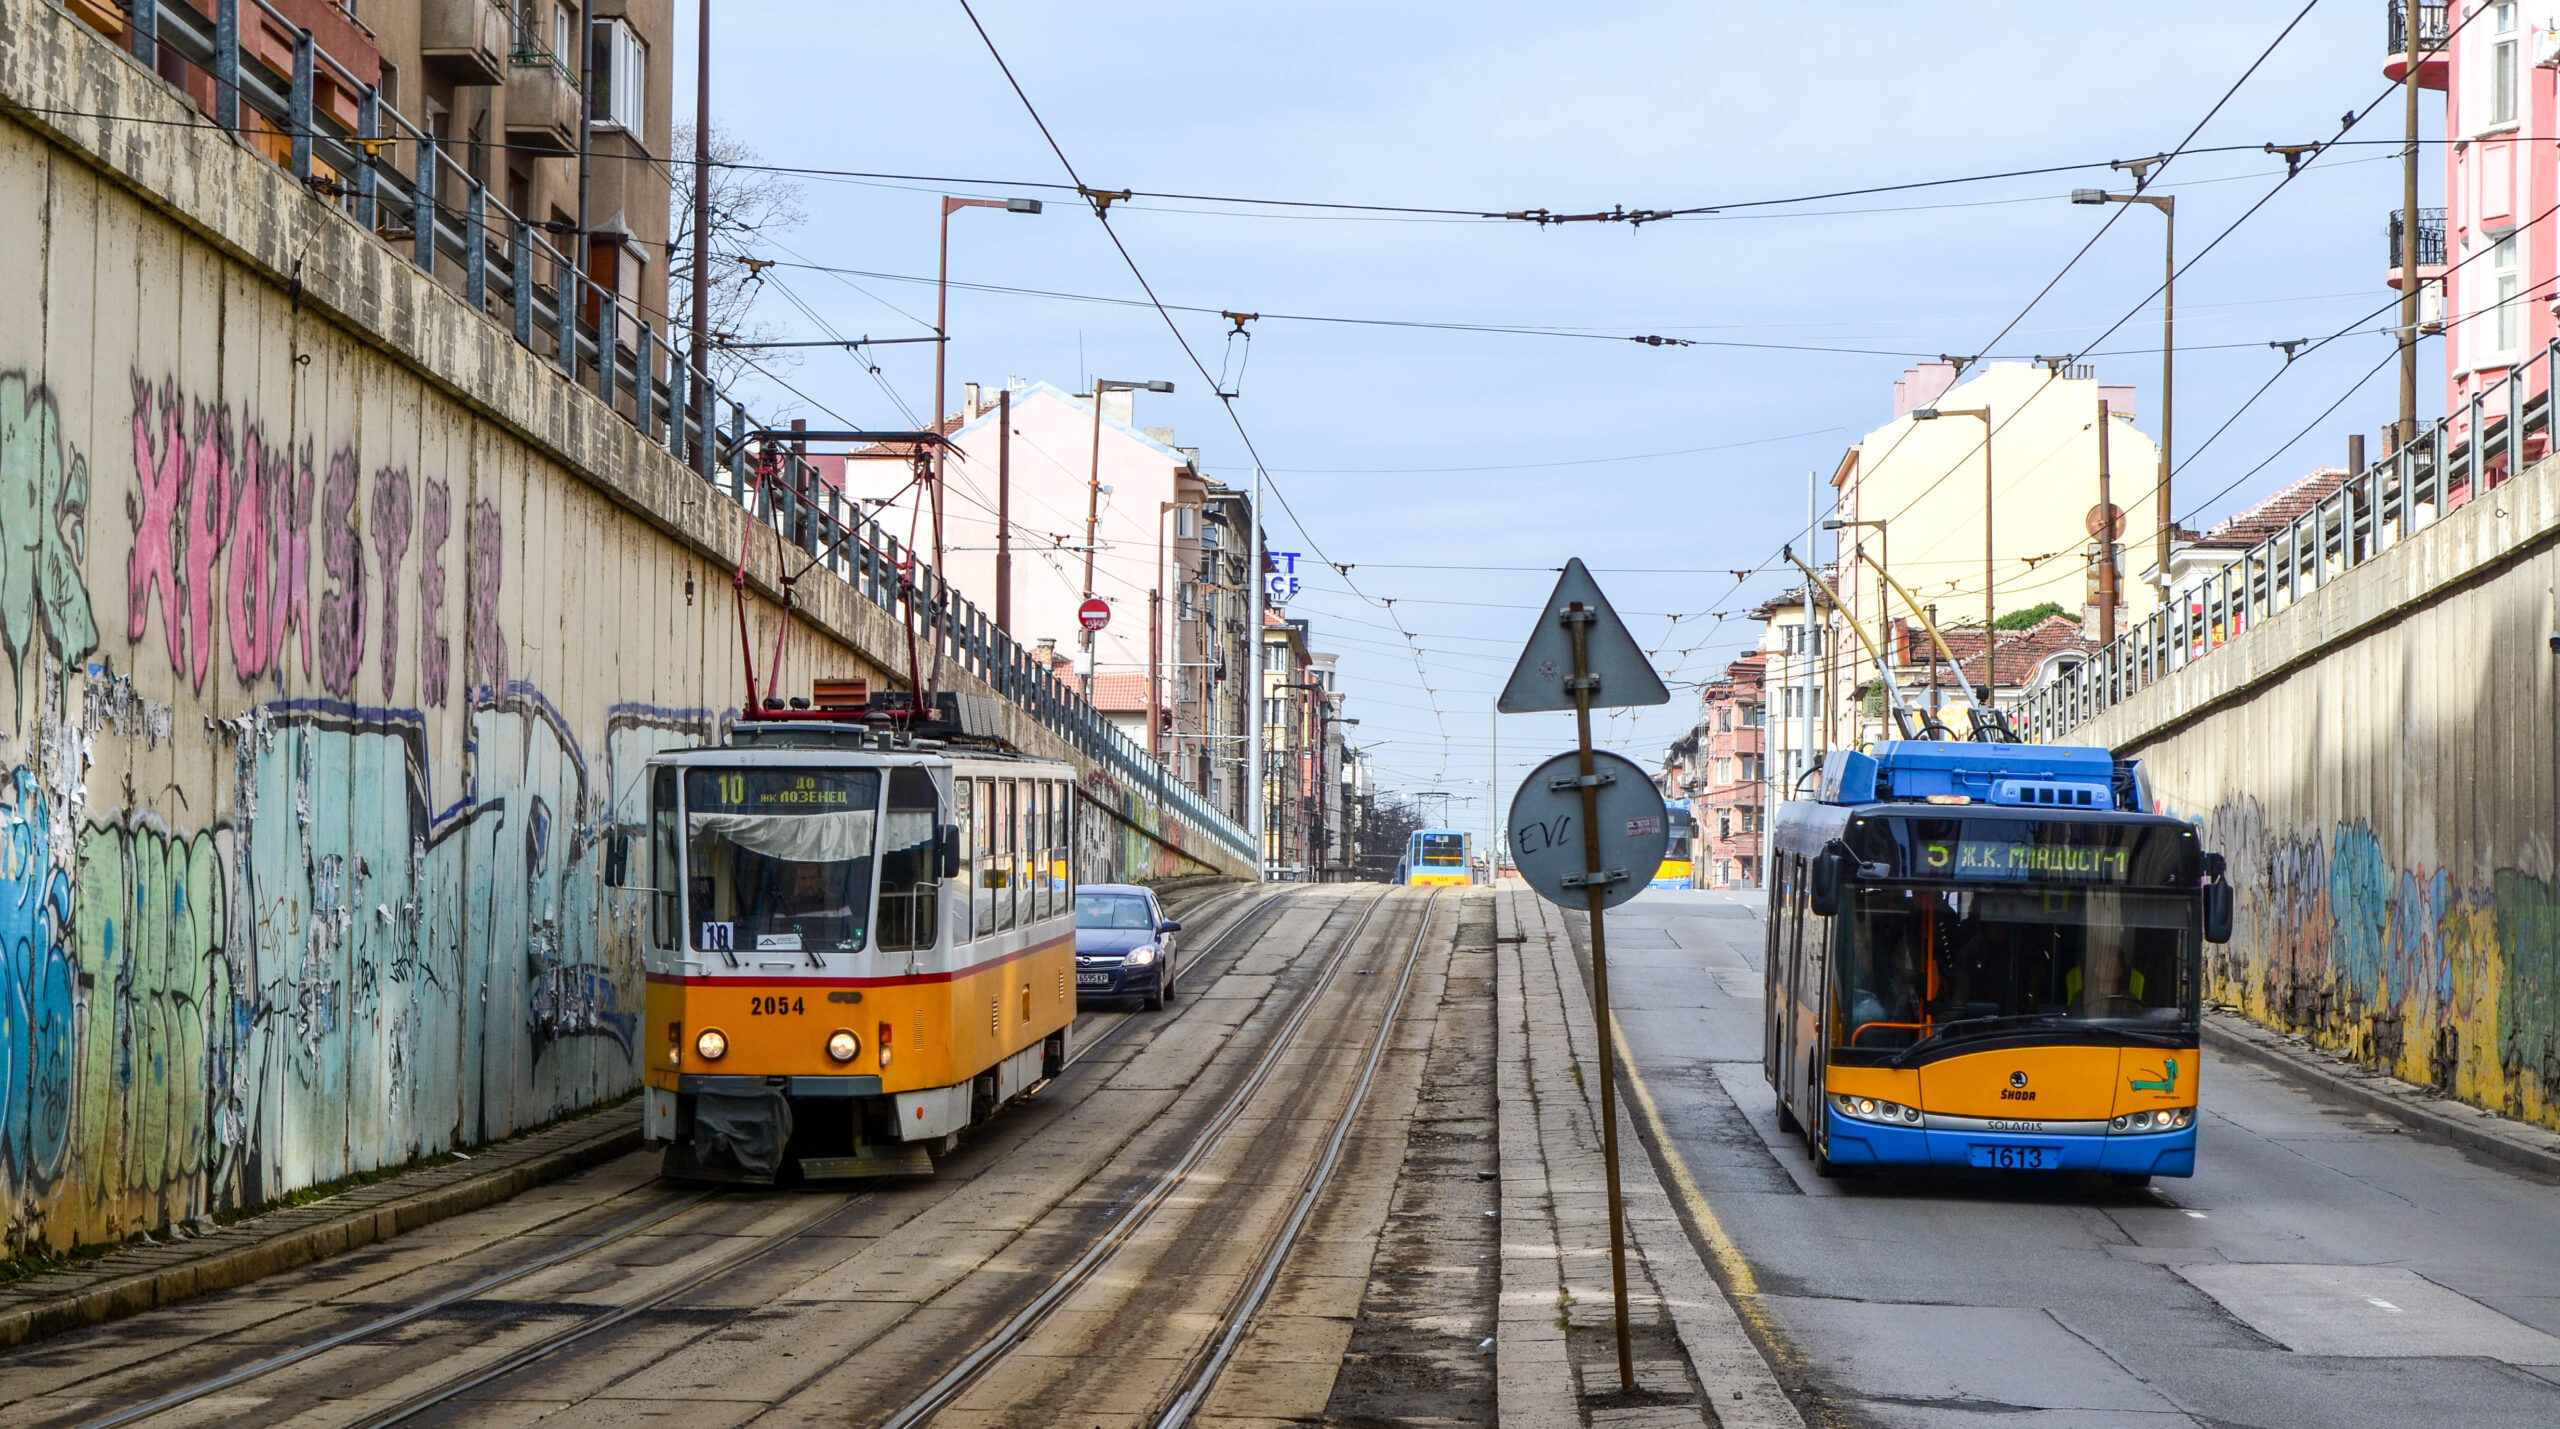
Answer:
1496, 887, 1804, 1428
0, 1104, 642, 1351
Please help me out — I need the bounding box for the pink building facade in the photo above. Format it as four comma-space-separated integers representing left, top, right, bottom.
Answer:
2415, 2, 2560, 431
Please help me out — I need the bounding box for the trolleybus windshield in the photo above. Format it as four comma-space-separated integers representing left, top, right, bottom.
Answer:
1418, 833, 1467, 867
686, 769, 880, 954
1835, 885, 2194, 1058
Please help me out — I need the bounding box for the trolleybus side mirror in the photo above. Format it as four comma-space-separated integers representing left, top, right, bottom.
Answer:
2203, 880, 2234, 944
937, 824, 961, 880
603, 830, 631, 888
1809, 843, 1851, 917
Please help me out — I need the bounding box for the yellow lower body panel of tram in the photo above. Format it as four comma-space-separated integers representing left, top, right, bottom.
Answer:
1407, 871, 1472, 887
641, 935, 1075, 1181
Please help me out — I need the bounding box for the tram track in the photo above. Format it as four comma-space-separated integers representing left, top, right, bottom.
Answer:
880, 886, 1432, 1429
19, 882, 1341, 1429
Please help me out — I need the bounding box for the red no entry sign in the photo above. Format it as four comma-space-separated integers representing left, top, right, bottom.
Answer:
1078, 597, 1112, 632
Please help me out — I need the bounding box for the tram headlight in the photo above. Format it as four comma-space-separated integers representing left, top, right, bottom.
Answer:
826, 1029, 861, 1064
695, 1028, 728, 1062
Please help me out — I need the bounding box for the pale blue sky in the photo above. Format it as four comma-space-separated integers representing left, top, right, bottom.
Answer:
677, 2, 2427, 819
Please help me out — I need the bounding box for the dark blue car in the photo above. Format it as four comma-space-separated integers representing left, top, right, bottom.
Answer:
1075, 884, 1182, 1009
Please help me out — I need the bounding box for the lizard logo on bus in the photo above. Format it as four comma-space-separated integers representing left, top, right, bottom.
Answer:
2129, 1057, 2180, 1094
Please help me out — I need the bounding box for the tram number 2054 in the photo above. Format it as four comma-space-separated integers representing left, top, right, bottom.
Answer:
749, 995, 807, 1016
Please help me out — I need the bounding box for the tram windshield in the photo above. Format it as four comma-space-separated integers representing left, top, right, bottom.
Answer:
1417, 833, 1467, 867
686, 768, 880, 954
1834, 886, 2193, 1054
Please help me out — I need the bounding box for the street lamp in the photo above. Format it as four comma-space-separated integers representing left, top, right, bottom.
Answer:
1911, 406, 1998, 692
2073, 171, 2174, 596
1822, 515, 1892, 726
933, 195, 1041, 579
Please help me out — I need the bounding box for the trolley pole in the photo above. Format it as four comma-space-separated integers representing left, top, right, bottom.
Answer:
1566, 604, 1636, 1393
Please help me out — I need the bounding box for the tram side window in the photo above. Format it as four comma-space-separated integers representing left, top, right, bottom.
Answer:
649, 769, 679, 949
975, 778, 998, 937
999, 779, 1020, 931
952, 778, 975, 945
1032, 781, 1052, 921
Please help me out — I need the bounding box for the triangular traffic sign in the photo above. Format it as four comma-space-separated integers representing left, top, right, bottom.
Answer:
1497, 558, 1671, 713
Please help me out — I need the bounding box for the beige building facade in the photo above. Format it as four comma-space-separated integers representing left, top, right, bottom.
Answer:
1829, 362, 2163, 727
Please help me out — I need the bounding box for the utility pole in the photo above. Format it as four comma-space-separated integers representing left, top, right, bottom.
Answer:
1801, 470, 1817, 797
1247, 464, 1266, 879
2097, 397, 2118, 646
2400, 4, 2423, 451
687, 1, 710, 404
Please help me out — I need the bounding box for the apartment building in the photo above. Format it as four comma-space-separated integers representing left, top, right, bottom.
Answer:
74, 1, 674, 359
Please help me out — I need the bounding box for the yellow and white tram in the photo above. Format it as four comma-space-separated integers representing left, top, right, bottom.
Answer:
639, 721, 1079, 1182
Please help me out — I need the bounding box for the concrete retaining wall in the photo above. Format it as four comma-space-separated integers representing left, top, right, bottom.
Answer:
2075, 436, 2560, 1134
0, 0, 1232, 1254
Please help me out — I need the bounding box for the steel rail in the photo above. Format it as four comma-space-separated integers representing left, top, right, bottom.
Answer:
73, 1186, 721, 1429
358, 886, 1308, 1427
1156, 889, 1443, 1427
352, 1189, 873, 1428
878, 886, 1407, 1429
1055, 885, 1292, 1077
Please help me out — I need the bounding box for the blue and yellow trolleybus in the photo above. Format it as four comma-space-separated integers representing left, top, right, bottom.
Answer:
1397, 829, 1474, 887
1651, 799, 1696, 889
1766, 740, 2232, 1185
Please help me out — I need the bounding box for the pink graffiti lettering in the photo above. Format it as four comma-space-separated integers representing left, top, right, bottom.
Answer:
371, 467, 413, 701
465, 500, 505, 695
124, 376, 183, 669
418, 479, 450, 706
226, 422, 279, 682
316, 447, 364, 697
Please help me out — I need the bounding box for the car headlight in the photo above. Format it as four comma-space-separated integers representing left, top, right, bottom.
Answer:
1125, 945, 1157, 966
695, 1028, 727, 1061
826, 1029, 860, 1064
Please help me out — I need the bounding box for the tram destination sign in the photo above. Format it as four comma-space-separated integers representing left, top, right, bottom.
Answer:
1508, 749, 1668, 912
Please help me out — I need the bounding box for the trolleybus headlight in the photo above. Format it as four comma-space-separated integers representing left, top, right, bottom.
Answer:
2111, 1115, 2129, 1131
2172, 1108, 2192, 1128
695, 1028, 728, 1062
826, 1029, 861, 1064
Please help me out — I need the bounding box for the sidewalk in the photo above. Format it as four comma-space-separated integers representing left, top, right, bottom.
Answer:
1495, 887, 1803, 1429
2204, 1008, 2560, 1181
0, 1102, 640, 1349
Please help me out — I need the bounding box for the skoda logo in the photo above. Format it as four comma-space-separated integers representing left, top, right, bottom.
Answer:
2008, 1070, 2030, 1090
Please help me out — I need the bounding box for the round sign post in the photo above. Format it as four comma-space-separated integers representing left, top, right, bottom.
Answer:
1507, 750, 1669, 912
1077, 597, 1111, 632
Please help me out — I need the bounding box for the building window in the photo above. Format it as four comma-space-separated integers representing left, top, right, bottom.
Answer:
1718, 708, 1732, 731
591, 18, 646, 132
2493, 231, 2520, 353
2492, 2, 2519, 127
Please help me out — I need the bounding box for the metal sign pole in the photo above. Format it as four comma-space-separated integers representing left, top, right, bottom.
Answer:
1565, 601, 1635, 1393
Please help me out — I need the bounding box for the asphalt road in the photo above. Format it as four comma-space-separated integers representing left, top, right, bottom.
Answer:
1606, 886, 2560, 1429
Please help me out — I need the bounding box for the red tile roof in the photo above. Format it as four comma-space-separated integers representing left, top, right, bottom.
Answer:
1085, 671, 1149, 713
2185, 466, 2348, 551
1905, 615, 2102, 692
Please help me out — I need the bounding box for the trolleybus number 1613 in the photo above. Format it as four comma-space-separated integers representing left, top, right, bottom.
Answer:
748, 996, 807, 1016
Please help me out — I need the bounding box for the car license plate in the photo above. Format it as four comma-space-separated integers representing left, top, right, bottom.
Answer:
1076, 973, 1112, 988
1970, 1144, 2058, 1170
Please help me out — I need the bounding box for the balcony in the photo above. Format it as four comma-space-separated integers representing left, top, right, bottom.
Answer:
504, 57, 580, 153
2386, 208, 2447, 292
2384, 2, 2450, 88
421, 0, 510, 87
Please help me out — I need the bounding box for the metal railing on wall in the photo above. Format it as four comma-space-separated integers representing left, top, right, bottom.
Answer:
2012, 346, 2553, 745
107, 0, 1258, 868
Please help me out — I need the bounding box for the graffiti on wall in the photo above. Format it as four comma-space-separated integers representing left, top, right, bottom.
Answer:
2195, 793, 2560, 1123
